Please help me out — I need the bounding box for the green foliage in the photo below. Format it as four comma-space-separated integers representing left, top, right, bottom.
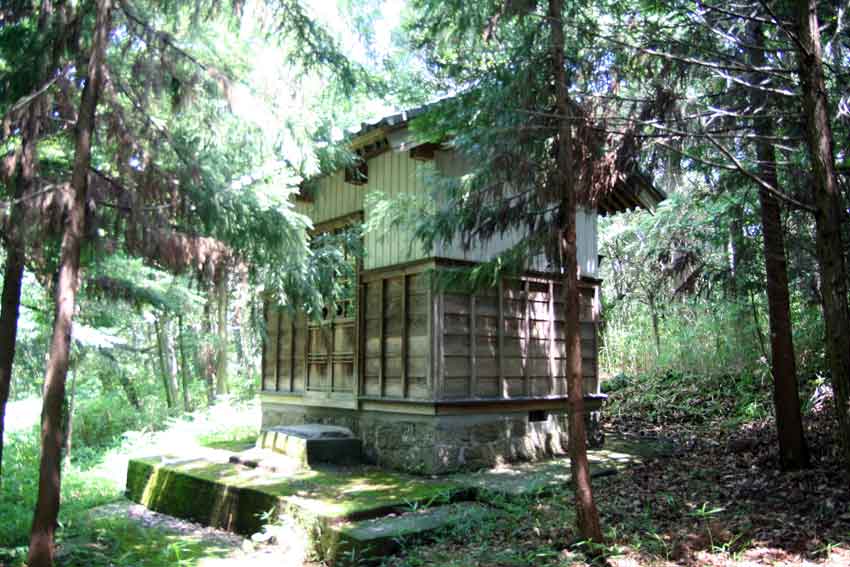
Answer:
603, 369, 774, 427
0, 428, 120, 550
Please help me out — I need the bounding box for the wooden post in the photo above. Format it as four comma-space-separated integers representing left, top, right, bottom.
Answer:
260, 302, 268, 392
523, 280, 531, 397
357, 280, 365, 397
401, 275, 409, 398
329, 319, 335, 393
498, 278, 506, 398
275, 309, 284, 392
469, 293, 477, 398
379, 278, 385, 397
303, 318, 310, 391
548, 280, 556, 396
289, 318, 296, 393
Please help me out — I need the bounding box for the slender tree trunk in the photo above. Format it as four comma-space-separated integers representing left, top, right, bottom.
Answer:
0, 0, 54, 486
648, 294, 661, 359
62, 358, 78, 470
178, 316, 191, 412
549, 0, 603, 545
28, 2, 112, 564
748, 22, 809, 469
796, 0, 850, 477
0, 172, 29, 484
215, 274, 229, 397
155, 317, 179, 409
0, 92, 42, 487
101, 350, 141, 410
728, 204, 744, 297
201, 300, 216, 405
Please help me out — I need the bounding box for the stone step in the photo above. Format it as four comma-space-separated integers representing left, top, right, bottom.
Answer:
257, 424, 362, 467
326, 502, 493, 565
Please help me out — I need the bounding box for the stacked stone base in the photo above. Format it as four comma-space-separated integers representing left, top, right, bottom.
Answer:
261, 400, 604, 475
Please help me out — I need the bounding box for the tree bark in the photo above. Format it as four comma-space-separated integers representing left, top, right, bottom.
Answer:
28, 1, 112, 564
648, 294, 661, 359
0, 150, 31, 483
748, 21, 808, 470
62, 357, 78, 470
178, 315, 192, 412
549, 0, 603, 545
155, 316, 179, 409
215, 274, 229, 397
200, 299, 216, 405
99, 350, 141, 410
796, 0, 850, 477
0, 48, 45, 485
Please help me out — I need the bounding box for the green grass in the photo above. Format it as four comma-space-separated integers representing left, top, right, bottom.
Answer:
0, 429, 121, 550
0, 399, 262, 562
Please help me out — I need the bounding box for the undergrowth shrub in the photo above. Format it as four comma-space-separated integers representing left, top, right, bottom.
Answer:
0, 428, 119, 550
73, 393, 168, 451
604, 370, 774, 427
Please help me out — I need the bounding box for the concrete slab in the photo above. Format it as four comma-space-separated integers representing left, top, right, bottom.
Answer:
448, 433, 674, 498
328, 503, 493, 564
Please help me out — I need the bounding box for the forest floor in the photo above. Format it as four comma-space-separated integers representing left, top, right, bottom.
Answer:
3, 381, 849, 566
383, 379, 850, 567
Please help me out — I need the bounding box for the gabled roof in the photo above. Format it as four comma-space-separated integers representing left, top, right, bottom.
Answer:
344, 106, 666, 215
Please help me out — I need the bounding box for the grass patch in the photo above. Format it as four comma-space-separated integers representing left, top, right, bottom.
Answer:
54, 515, 236, 567
0, 399, 261, 556
0, 429, 121, 549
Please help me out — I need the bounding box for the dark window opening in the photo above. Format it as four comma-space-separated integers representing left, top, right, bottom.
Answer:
344, 160, 368, 185
528, 409, 548, 423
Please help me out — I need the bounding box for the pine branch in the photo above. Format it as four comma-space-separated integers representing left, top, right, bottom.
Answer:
704, 133, 815, 212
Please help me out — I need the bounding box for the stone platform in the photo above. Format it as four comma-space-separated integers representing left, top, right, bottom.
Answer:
125, 434, 671, 565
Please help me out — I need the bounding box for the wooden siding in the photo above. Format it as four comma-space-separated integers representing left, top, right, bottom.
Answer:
295, 146, 598, 276
261, 264, 601, 405
263, 310, 355, 396
295, 150, 430, 271
436, 275, 599, 401
362, 151, 429, 270
431, 150, 598, 277
362, 271, 432, 399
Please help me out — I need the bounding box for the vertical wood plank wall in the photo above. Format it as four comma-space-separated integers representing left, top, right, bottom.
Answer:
437, 277, 600, 401
294, 147, 598, 276
265, 311, 355, 396
362, 272, 431, 399
262, 271, 600, 403
295, 150, 430, 271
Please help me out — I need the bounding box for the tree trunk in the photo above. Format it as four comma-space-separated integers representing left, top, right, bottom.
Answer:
796, 0, 850, 477
155, 317, 179, 409
648, 294, 661, 359
215, 274, 229, 397
200, 300, 216, 405
27, 2, 112, 564
0, 169, 29, 484
101, 350, 141, 410
0, 0, 56, 486
549, 0, 603, 545
62, 358, 78, 470
728, 204, 744, 298
178, 316, 191, 412
748, 22, 809, 470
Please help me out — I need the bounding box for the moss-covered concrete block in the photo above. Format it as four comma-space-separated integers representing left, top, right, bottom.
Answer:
326, 503, 493, 565
126, 458, 280, 535
125, 453, 463, 560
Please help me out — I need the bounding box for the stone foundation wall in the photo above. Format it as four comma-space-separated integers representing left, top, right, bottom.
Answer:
261, 402, 604, 475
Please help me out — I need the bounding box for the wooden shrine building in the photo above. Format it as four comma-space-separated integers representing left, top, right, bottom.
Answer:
260, 108, 665, 474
